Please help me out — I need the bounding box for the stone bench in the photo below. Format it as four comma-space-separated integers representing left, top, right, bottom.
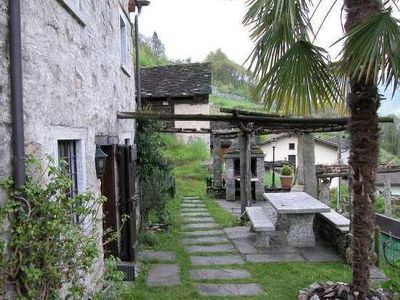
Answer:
246, 207, 275, 247
319, 209, 350, 233
315, 210, 351, 261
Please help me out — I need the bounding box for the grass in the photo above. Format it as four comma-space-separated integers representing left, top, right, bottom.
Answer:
210, 95, 265, 112
126, 136, 400, 299
264, 170, 281, 188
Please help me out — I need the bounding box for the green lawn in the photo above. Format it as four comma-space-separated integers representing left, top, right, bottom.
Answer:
210, 95, 266, 112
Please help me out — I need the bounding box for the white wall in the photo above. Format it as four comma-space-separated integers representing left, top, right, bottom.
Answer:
174, 103, 210, 146
261, 136, 346, 166
261, 136, 298, 163
261, 136, 349, 188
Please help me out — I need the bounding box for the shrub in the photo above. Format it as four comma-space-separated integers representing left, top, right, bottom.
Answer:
0, 157, 105, 299
138, 231, 157, 247
281, 165, 293, 176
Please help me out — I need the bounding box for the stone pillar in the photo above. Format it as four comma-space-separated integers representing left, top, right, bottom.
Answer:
212, 137, 222, 187
319, 178, 331, 206
384, 174, 392, 216
256, 157, 265, 201
297, 134, 318, 198
239, 134, 252, 215
225, 158, 235, 201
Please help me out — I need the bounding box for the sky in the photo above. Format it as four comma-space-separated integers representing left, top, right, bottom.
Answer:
139, 0, 400, 116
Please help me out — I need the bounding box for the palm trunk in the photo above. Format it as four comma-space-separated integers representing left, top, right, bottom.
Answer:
344, 1, 380, 298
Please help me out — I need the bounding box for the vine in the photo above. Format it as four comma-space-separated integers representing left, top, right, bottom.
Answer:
0, 156, 105, 299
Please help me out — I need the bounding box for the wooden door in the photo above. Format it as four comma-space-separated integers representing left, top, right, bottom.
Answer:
117, 145, 137, 262
101, 145, 119, 258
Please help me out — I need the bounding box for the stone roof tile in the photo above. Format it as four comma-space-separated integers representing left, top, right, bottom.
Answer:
140, 63, 212, 98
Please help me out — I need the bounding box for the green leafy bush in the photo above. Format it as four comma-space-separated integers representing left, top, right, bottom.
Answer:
137, 115, 174, 226
281, 165, 293, 176
0, 157, 105, 299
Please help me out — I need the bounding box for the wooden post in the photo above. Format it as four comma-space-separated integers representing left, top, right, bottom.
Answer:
245, 134, 252, 206
240, 133, 251, 222
374, 226, 381, 268
384, 174, 392, 216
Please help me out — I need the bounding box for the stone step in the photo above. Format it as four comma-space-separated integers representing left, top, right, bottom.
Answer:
181, 212, 211, 218
183, 197, 200, 200
190, 269, 251, 280
182, 217, 215, 224
146, 264, 181, 287
181, 208, 208, 213
138, 251, 176, 262
185, 244, 236, 254
183, 229, 225, 237
182, 236, 229, 245
181, 204, 206, 208
183, 223, 220, 231
191, 255, 245, 266
197, 283, 264, 297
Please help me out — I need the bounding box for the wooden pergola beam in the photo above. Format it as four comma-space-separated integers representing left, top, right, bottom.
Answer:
219, 108, 283, 118
118, 111, 393, 126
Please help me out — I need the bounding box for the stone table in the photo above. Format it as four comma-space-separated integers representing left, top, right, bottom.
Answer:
264, 192, 330, 247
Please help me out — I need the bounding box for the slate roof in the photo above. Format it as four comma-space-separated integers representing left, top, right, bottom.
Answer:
260, 133, 348, 149
377, 172, 400, 186
140, 63, 212, 98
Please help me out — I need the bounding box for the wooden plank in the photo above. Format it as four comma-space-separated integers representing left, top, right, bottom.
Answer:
118, 111, 394, 125
101, 145, 119, 258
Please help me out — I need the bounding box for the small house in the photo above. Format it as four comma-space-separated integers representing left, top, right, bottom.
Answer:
141, 63, 212, 146
260, 134, 349, 167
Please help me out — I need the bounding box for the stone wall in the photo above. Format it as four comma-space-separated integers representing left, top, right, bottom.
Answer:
0, 1, 11, 205
314, 214, 351, 261
0, 0, 136, 293
255, 157, 265, 200
225, 159, 236, 201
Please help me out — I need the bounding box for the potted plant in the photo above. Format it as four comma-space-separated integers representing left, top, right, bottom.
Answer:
280, 164, 293, 189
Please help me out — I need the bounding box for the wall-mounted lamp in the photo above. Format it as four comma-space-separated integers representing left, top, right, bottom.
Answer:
95, 145, 108, 179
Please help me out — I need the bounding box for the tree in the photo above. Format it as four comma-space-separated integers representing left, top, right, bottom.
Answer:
380, 114, 400, 157
151, 31, 166, 59
205, 49, 256, 99
245, 0, 400, 297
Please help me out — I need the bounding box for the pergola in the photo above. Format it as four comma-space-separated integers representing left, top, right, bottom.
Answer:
118, 108, 393, 219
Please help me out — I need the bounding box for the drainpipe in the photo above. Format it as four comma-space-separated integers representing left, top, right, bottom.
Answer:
9, 0, 26, 188
134, 13, 141, 111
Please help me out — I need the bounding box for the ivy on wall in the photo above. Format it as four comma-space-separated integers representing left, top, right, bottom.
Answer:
0, 156, 105, 299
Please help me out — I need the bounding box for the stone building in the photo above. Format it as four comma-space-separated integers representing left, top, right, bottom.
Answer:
1, 0, 138, 291
224, 139, 265, 202
141, 62, 212, 146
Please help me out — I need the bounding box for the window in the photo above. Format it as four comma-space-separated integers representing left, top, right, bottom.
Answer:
289, 143, 295, 150
58, 140, 79, 198
288, 155, 296, 166
57, 0, 86, 26
120, 15, 128, 66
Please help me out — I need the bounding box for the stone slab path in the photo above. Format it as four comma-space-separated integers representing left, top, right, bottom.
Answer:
146, 264, 181, 287
180, 196, 265, 297
182, 217, 215, 223
139, 250, 176, 262
182, 236, 229, 245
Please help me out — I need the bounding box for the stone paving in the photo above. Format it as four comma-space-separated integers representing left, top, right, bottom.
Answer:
180, 196, 265, 297
146, 264, 181, 287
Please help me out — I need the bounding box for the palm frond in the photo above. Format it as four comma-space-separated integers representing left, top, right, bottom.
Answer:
256, 41, 340, 116
337, 10, 400, 93
244, 0, 311, 77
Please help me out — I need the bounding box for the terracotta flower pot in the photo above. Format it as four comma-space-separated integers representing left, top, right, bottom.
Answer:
280, 176, 293, 189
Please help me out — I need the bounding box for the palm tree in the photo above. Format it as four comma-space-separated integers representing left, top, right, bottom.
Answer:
244, 0, 400, 297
